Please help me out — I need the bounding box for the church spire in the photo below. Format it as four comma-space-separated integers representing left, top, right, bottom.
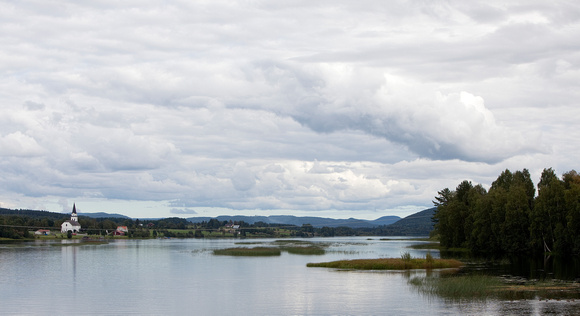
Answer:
71, 203, 78, 222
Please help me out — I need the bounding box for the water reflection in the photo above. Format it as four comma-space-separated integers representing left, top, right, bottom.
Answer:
60, 245, 78, 288
1, 237, 580, 315
441, 250, 580, 281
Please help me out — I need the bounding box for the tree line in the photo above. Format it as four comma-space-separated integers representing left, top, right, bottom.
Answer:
433, 168, 580, 255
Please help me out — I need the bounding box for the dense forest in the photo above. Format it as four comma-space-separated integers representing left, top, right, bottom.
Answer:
433, 168, 580, 255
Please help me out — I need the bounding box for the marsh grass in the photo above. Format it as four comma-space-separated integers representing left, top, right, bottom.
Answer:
274, 239, 313, 245
380, 238, 432, 241
409, 274, 502, 299
407, 243, 441, 250
284, 246, 325, 255
50, 241, 109, 247
213, 247, 281, 256
425, 251, 434, 269
306, 257, 462, 270
410, 274, 580, 301
401, 251, 412, 269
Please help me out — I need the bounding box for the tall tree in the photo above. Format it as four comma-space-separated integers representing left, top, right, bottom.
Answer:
564, 170, 580, 254
531, 168, 566, 253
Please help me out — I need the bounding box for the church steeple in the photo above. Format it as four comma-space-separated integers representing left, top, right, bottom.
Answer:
71, 203, 78, 222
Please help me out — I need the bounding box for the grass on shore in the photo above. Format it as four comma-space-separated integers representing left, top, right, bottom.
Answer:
213, 247, 281, 256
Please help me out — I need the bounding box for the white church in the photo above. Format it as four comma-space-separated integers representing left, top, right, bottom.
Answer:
61, 204, 82, 233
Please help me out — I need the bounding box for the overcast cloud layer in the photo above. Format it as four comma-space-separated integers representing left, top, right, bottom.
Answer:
1, 1, 579, 219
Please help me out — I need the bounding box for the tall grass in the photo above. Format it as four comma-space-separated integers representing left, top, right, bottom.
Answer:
401, 252, 412, 269
425, 251, 434, 269
307, 257, 462, 270
409, 274, 502, 299
284, 246, 325, 255
213, 247, 281, 256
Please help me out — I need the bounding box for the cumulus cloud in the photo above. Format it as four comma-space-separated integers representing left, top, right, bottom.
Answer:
170, 208, 198, 215
0, 132, 45, 157
0, 1, 578, 218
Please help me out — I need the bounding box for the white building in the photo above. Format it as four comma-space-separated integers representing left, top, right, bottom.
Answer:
61, 204, 82, 233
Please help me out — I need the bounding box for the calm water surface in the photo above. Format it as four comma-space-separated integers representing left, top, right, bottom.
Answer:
1, 237, 579, 315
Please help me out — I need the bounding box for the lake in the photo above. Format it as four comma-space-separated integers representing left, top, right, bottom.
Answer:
1, 237, 579, 315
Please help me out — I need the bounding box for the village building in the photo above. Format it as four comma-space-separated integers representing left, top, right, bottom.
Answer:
114, 226, 128, 236
61, 204, 82, 233
34, 229, 51, 235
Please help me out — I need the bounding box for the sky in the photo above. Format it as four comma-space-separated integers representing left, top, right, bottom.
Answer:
1, 1, 579, 220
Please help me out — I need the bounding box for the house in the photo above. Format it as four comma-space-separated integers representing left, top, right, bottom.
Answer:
115, 226, 128, 236
61, 204, 82, 233
35, 229, 51, 235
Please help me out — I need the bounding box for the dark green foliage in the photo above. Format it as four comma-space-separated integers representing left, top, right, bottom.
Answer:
434, 168, 580, 255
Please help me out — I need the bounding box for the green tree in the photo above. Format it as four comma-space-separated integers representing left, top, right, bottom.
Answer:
564, 170, 580, 254
530, 168, 566, 253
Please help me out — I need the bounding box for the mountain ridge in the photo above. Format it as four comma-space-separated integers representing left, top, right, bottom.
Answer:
185, 214, 402, 228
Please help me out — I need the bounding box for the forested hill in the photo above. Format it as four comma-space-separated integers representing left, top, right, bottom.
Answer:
186, 215, 401, 228
0, 208, 130, 220
0, 208, 67, 220
359, 208, 435, 236
1, 207, 435, 236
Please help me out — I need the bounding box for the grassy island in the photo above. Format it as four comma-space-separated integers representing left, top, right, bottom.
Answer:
307, 256, 462, 270
213, 247, 281, 256
284, 246, 325, 255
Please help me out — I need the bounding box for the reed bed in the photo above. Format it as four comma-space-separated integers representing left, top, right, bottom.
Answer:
274, 239, 313, 245
284, 246, 325, 255
407, 242, 441, 250
213, 247, 281, 256
409, 274, 580, 300
409, 275, 501, 299
306, 257, 462, 270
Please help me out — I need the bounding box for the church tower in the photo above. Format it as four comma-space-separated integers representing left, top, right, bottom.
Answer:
71, 203, 78, 222
61, 203, 81, 233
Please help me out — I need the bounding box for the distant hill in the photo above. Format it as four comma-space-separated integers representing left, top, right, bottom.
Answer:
82, 212, 131, 219
0, 208, 131, 220
369, 215, 402, 226
1, 206, 433, 234
0, 208, 67, 220
187, 214, 401, 228
373, 208, 435, 236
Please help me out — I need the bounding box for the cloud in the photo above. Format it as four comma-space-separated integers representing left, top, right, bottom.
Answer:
24, 101, 45, 111
0, 1, 578, 218
235, 63, 541, 163
231, 162, 256, 191
170, 208, 198, 215
0, 132, 45, 157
